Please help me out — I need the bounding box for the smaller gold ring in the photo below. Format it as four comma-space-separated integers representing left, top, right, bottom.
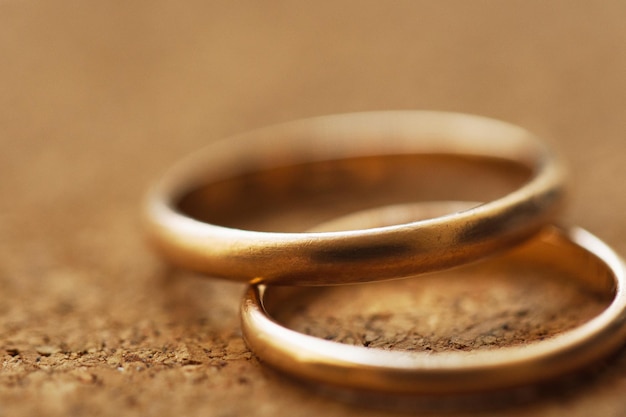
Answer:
144, 111, 566, 285
241, 211, 626, 394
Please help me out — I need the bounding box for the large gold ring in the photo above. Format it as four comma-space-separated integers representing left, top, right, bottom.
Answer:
240, 204, 626, 394
144, 111, 565, 284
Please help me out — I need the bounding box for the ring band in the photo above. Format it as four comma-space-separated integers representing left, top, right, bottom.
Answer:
144, 111, 566, 284
241, 206, 626, 394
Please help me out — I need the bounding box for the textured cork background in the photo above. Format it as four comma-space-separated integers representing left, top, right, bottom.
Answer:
2, 1, 626, 416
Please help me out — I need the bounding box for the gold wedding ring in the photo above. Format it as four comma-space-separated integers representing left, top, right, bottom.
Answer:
240, 203, 626, 394
144, 111, 566, 284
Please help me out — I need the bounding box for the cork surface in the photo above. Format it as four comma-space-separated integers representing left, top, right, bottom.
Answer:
2, 1, 626, 416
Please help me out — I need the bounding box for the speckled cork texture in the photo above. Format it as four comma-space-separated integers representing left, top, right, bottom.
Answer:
2, 1, 626, 416
278, 265, 607, 352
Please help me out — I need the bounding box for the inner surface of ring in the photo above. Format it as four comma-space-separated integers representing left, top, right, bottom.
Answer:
262, 228, 614, 352
178, 154, 531, 232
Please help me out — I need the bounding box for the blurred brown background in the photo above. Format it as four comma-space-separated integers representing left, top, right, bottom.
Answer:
1, 1, 626, 416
